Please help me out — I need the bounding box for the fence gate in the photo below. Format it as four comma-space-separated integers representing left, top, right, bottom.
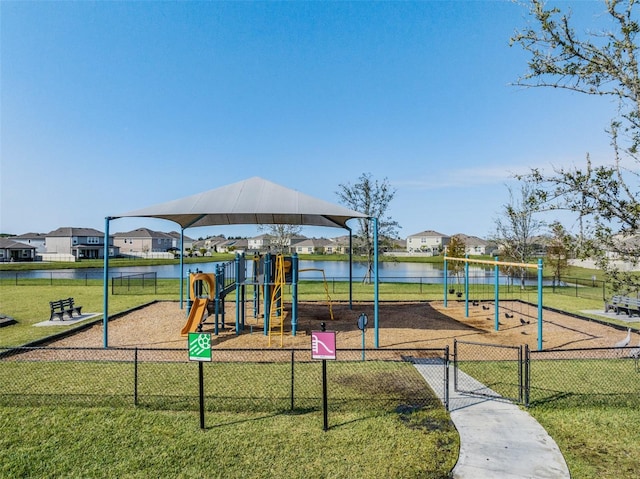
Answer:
453, 340, 525, 404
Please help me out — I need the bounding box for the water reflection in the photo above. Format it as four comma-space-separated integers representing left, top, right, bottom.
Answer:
0, 259, 538, 285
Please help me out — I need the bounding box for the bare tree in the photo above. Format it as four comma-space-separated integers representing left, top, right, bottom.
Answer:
493, 182, 545, 288
511, 0, 640, 291
336, 173, 400, 283
257, 224, 302, 254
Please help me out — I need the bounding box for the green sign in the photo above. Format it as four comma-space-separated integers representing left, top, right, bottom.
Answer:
188, 332, 212, 362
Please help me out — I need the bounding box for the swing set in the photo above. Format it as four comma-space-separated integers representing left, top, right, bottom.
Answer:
443, 255, 545, 350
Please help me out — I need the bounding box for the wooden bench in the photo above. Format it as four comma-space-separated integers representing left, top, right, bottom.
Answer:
616, 296, 640, 317
49, 297, 83, 321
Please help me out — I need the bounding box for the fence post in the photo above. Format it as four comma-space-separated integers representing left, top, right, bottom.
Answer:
444, 345, 449, 412
453, 339, 458, 392
290, 349, 295, 411
134, 347, 139, 406
524, 344, 530, 407
518, 345, 523, 404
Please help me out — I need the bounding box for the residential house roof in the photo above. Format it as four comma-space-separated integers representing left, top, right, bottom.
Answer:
47, 227, 104, 237
451, 233, 490, 246
0, 238, 37, 250
408, 230, 450, 238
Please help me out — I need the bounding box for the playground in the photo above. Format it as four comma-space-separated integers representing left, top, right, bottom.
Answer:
44, 298, 637, 352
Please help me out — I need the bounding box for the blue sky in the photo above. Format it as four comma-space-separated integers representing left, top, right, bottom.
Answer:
1, 1, 619, 240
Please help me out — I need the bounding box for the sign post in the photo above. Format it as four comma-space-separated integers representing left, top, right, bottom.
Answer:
188, 332, 212, 429
311, 322, 336, 431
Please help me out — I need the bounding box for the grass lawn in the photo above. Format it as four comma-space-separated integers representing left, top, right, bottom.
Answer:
0, 359, 457, 478
0, 405, 457, 479
1, 276, 639, 478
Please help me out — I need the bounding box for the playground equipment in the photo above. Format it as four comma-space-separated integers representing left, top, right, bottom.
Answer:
181, 252, 334, 346
181, 273, 215, 336
268, 254, 288, 347
298, 268, 334, 321
444, 255, 544, 350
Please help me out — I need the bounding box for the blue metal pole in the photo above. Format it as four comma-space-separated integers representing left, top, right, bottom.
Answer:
263, 253, 271, 336
443, 256, 448, 308
538, 258, 543, 351
103, 217, 110, 348
180, 229, 185, 310
348, 228, 353, 310
292, 253, 298, 336
373, 218, 379, 348
235, 254, 241, 335
494, 256, 499, 331
464, 255, 469, 317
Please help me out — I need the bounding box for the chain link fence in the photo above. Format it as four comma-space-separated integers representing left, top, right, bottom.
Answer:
453, 340, 640, 407
0, 347, 449, 414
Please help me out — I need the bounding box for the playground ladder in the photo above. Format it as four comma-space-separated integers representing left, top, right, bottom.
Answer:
268, 254, 286, 347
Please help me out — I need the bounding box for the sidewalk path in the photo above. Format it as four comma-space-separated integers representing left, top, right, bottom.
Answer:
414, 362, 570, 479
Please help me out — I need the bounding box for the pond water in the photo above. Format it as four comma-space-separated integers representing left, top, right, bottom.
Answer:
1, 259, 538, 285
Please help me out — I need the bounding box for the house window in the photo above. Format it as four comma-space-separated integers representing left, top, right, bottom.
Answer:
87, 237, 100, 244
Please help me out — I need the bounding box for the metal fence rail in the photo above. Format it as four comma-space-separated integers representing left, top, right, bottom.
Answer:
528, 347, 640, 407
0, 347, 449, 413
453, 340, 524, 403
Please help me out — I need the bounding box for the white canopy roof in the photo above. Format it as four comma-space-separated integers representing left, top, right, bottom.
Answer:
115, 176, 367, 229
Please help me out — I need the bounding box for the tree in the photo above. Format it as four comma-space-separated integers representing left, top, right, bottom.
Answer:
511, 0, 640, 291
546, 221, 572, 288
493, 182, 545, 288
336, 173, 400, 282
257, 224, 302, 254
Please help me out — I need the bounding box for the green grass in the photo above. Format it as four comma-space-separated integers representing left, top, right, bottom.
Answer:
2, 273, 640, 478
528, 405, 640, 479
0, 405, 457, 479
0, 359, 457, 478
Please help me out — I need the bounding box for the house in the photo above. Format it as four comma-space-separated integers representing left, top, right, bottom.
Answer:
449, 233, 493, 256
45, 227, 114, 260
406, 230, 450, 255
248, 234, 273, 252
112, 228, 193, 257
166, 231, 194, 253
327, 235, 352, 254
293, 237, 333, 254
217, 238, 248, 253
0, 238, 36, 262
12, 232, 47, 254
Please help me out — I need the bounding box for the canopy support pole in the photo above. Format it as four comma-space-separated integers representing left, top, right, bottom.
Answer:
102, 217, 111, 348
373, 217, 379, 348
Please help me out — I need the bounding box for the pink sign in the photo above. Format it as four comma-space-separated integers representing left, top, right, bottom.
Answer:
311, 331, 336, 360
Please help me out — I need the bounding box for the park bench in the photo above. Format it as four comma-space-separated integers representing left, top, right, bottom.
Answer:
616, 296, 640, 317
604, 295, 623, 313
49, 297, 83, 321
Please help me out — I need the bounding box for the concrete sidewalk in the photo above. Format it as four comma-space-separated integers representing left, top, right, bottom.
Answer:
414, 362, 570, 479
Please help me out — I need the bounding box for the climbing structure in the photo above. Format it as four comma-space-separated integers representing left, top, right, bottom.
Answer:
268, 254, 287, 347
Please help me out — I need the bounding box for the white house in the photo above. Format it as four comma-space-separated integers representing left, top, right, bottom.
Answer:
12, 232, 47, 254
406, 230, 450, 255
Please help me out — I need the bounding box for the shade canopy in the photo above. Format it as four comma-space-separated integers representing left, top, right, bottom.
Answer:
115, 176, 367, 229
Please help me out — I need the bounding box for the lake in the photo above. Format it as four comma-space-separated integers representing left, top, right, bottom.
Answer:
0, 259, 519, 285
